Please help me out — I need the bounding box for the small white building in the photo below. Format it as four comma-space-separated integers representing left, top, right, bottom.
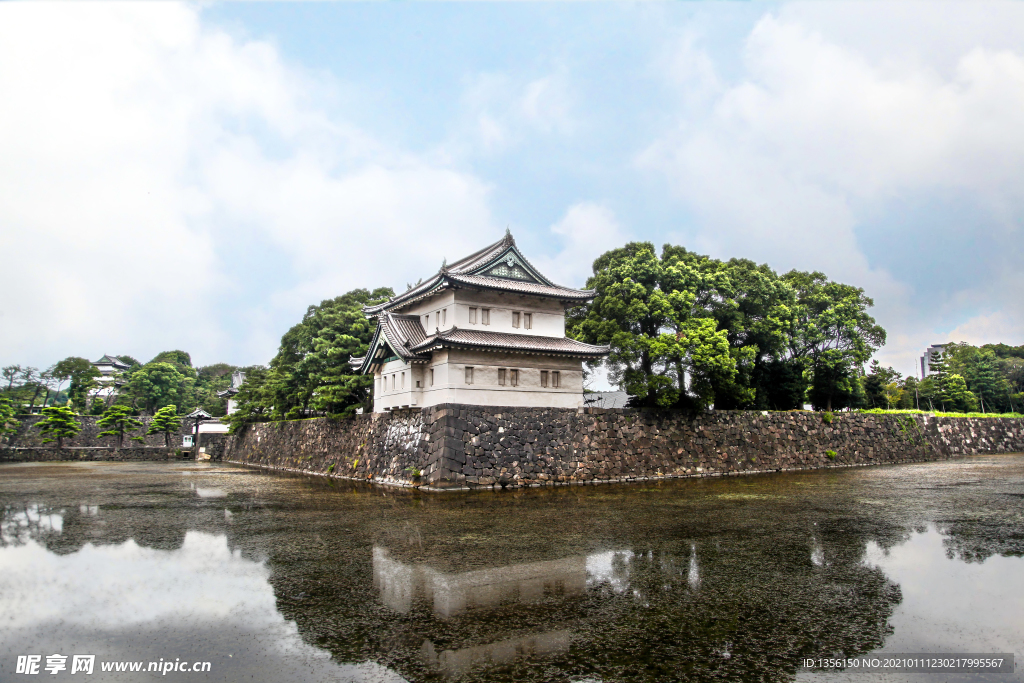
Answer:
350, 232, 610, 412
217, 371, 246, 414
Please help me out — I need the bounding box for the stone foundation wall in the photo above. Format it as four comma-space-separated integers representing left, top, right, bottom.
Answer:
5, 415, 194, 449
0, 447, 180, 462
222, 405, 1024, 490
222, 409, 432, 486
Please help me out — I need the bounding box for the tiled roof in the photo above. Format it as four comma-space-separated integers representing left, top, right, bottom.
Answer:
445, 273, 595, 300
409, 328, 610, 358
349, 313, 431, 373
362, 232, 594, 314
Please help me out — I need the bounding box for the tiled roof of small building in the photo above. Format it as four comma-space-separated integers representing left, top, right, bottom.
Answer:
363, 232, 595, 314
409, 328, 610, 358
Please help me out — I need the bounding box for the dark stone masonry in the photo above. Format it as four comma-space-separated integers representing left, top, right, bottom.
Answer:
222, 404, 1024, 491
0, 447, 181, 462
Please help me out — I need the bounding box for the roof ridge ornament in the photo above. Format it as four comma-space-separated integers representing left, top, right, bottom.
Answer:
503, 226, 515, 246
440, 257, 448, 274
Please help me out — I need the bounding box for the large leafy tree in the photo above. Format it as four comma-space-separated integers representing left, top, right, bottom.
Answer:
568, 242, 739, 409
863, 360, 903, 409
222, 366, 275, 432
701, 257, 800, 409
52, 357, 101, 412
782, 271, 886, 411
147, 405, 182, 448
35, 405, 81, 449
125, 362, 193, 414
266, 288, 393, 419
97, 404, 144, 449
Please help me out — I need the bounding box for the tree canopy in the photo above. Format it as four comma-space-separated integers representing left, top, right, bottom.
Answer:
35, 405, 81, 449
97, 404, 144, 449
147, 405, 182, 448
569, 243, 885, 411
225, 288, 392, 430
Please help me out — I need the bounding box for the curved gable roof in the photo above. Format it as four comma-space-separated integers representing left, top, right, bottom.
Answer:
363, 232, 594, 315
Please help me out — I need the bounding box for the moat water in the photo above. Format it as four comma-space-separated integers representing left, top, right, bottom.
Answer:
1, 456, 1023, 682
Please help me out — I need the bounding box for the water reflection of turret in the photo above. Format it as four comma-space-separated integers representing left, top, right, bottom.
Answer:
373, 546, 587, 617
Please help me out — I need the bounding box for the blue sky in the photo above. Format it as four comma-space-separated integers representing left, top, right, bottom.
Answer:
1, 2, 1022, 380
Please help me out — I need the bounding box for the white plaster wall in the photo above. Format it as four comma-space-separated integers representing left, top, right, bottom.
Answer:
374, 359, 427, 412
374, 349, 585, 412
401, 291, 456, 334
452, 289, 565, 337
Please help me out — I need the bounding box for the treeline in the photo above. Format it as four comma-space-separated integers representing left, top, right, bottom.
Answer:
863, 343, 1024, 414
568, 242, 886, 411
173, 240, 1016, 428
0, 351, 242, 417
224, 288, 393, 429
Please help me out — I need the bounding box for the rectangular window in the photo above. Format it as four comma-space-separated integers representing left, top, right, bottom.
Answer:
424, 315, 429, 328
469, 307, 477, 324
391, 375, 395, 391
430, 368, 434, 386
435, 311, 440, 328
401, 372, 405, 389
512, 311, 521, 328
524, 313, 532, 330
510, 369, 519, 387
416, 380, 421, 388
541, 370, 549, 388
442, 308, 447, 326
552, 371, 560, 388
465, 366, 474, 385
498, 368, 506, 386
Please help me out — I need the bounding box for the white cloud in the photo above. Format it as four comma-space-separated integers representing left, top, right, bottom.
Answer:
532, 202, 630, 289
942, 312, 1024, 349
0, 3, 495, 368
642, 4, 1024, 376
0, 532, 407, 682
460, 70, 575, 154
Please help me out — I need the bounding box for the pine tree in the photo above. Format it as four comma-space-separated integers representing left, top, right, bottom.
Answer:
97, 405, 144, 450
147, 405, 182, 448
0, 398, 19, 445
35, 405, 81, 449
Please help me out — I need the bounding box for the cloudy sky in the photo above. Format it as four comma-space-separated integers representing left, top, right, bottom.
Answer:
1, 2, 1021, 380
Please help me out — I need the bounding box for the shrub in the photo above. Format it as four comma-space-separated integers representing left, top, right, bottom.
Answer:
821, 412, 834, 424
825, 449, 837, 460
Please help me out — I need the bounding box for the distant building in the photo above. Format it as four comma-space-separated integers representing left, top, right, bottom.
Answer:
350, 232, 610, 412
91, 354, 131, 401
92, 354, 130, 378
920, 344, 947, 379
217, 371, 246, 414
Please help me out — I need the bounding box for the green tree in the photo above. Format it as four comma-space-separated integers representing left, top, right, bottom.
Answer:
147, 405, 182, 448
704, 258, 801, 409
944, 343, 1009, 413
863, 360, 902, 409
2, 365, 22, 392
926, 348, 977, 412
568, 242, 740, 409
125, 362, 193, 414
97, 404, 144, 449
222, 366, 274, 433
0, 398, 19, 445
263, 288, 393, 419
782, 271, 886, 411
35, 405, 81, 449
52, 357, 101, 412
